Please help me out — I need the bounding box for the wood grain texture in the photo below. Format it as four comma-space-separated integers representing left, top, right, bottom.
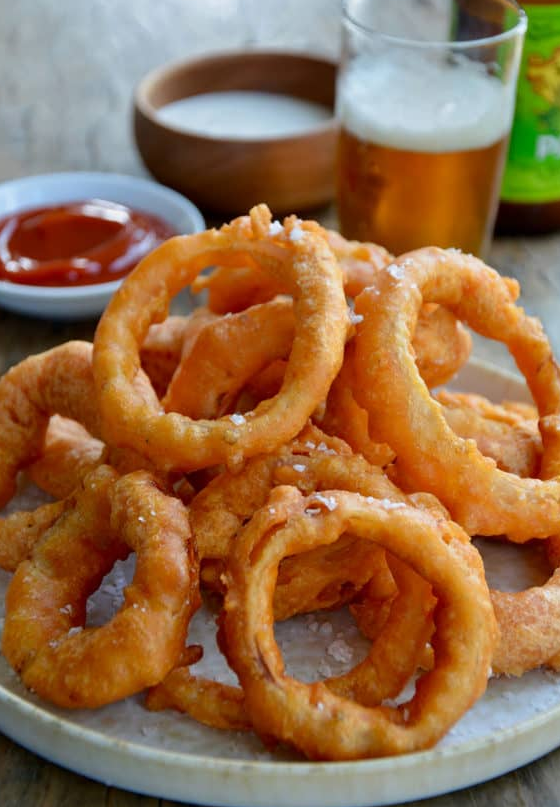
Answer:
1, 1, 560, 805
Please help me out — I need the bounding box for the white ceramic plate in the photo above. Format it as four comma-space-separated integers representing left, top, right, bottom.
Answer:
0, 172, 205, 319
1, 358, 559, 807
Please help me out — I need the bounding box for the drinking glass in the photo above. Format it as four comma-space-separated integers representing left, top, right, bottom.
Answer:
337, 0, 527, 256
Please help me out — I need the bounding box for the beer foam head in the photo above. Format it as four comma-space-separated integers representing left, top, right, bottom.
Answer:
338, 51, 515, 153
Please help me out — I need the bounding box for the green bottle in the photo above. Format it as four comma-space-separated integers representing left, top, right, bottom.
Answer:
497, 1, 560, 234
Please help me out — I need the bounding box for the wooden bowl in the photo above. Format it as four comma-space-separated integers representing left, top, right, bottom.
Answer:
133, 51, 338, 216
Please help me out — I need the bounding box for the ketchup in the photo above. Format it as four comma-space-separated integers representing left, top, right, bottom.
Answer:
0, 199, 176, 286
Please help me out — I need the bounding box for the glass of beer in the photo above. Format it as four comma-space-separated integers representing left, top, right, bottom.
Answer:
337, 0, 527, 256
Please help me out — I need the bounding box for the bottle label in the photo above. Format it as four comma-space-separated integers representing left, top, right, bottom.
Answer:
502, 4, 560, 203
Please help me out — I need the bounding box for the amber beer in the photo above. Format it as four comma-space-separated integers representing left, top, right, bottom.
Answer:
337, 129, 509, 256
336, 50, 517, 257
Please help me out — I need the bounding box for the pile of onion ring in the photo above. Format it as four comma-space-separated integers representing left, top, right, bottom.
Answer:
0, 203, 556, 761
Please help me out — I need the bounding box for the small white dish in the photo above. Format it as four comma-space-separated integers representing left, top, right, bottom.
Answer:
0, 172, 205, 320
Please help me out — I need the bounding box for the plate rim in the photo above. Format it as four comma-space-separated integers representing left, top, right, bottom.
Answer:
2, 667, 560, 807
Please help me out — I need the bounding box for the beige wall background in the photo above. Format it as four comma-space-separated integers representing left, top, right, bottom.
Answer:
0, 0, 341, 179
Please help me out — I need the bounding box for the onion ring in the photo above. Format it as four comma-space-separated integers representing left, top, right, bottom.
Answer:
163, 297, 294, 418
189, 426, 399, 565
327, 555, 436, 706
353, 247, 560, 541
0, 341, 100, 507
323, 229, 394, 298
146, 661, 251, 731
191, 438, 398, 619
149, 434, 444, 730
191, 264, 277, 315
93, 205, 349, 473
484, 534, 560, 676
318, 335, 475, 471
190, 227, 471, 391
239, 360, 288, 411
0, 499, 68, 573
191, 227, 392, 310
318, 343, 395, 467
192, 423, 446, 615
141, 309, 218, 398
435, 390, 542, 478
148, 489, 433, 732
2, 465, 199, 708
412, 305, 472, 389
0, 340, 161, 510
148, 551, 433, 730
164, 299, 470, 440
222, 486, 496, 760
26, 415, 105, 499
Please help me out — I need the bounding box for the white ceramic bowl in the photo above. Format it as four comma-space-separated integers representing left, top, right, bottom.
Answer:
0, 172, 205, 320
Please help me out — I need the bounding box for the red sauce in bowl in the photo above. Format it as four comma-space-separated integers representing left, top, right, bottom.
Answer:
0, 199, 176, 286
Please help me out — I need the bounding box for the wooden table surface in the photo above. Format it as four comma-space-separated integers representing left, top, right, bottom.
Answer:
1, 1, 560, 805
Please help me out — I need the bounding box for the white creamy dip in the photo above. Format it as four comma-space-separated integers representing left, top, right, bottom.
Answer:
156, 90, 333, 140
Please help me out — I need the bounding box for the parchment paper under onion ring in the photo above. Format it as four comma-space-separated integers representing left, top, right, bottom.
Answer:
353, 247, 560, 542
221, 486, 496, 760
2, 466, 199, 708
93, 205, 349, 473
